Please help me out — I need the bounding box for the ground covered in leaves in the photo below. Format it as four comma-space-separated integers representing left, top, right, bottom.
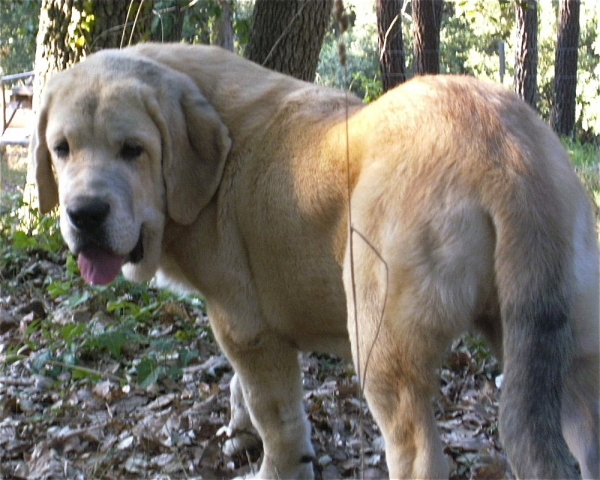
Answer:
2, 145, 514, 479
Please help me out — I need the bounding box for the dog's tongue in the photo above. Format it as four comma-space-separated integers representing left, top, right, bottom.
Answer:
78, 247, 124, 285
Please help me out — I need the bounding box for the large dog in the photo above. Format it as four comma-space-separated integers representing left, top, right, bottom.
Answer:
33, 43, 598, 479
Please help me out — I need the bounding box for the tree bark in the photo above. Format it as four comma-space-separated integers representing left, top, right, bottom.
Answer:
91, 0, 153, 50
245, 0, 333, 81
33, 0, 154, 108
32, 0, 87, 112
514, 0, 538, 110
413, 0, 443, 75
214, 0, 234, 51
377, 0, 406, 91
551, 0, 580, 136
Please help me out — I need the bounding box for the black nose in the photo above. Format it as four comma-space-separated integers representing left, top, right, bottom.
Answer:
66, 198, 110, 233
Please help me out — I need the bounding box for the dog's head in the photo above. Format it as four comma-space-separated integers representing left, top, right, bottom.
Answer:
33, 49, 231, 285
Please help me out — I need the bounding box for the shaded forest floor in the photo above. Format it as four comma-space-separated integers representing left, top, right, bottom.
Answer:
3, 142, 596, 479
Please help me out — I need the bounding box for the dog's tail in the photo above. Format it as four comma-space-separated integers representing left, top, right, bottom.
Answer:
488, 136, 594, 478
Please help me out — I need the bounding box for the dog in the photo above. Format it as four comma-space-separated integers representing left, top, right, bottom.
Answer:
33, 43, 599, 479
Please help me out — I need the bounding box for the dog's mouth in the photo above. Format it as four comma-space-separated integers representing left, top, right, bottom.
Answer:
77, 231, 144, 286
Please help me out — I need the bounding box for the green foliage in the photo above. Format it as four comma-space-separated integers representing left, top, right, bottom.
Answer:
441, 1, 514, 79
43, 270, 206, 386
575, 5, 600, 142
0, 0, 38, 75
563, 138, 600, 212
151, 0, 252, 53
0, 193, 64, 277
317, 11, 382, 101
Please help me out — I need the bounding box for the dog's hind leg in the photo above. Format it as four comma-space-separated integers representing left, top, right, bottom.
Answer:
343, 239, 459, 479
344, 179, 496, 479
343, 282, 450, 478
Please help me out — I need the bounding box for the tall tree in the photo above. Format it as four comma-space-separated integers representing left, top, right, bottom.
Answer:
92, 0, 153, 50
33, 0, 87, 110
551, 0, 580, 136
245, 0, 333, 81
412, 0, 444, 75
514, 0, 538, 109
33, 0, 153, 110
213, 0, 235, 51
377, 0, 406, 91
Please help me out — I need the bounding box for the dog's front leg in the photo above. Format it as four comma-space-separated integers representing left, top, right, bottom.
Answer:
211, 314, 315, 479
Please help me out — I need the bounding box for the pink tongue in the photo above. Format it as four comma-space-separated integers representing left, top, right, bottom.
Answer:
78, 247, 124, 285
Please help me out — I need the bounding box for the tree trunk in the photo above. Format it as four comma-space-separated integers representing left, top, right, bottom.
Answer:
152, 0, 186, 43
214, 0, 234, 51
33, 0, 154, 108
92, 0, 153, 50
514, 0, 538, 109
245, 0, 333, 81
33, 0, 87, 111
551, 0, 580, 137
377, 0, 406, 91
413, 0, 443, 75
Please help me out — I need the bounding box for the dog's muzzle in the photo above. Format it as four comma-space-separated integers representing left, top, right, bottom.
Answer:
65, 197, 144, 286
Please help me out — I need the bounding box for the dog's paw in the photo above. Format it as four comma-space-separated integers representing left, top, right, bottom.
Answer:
221, 429, 262, 457
232, 456, 315, 480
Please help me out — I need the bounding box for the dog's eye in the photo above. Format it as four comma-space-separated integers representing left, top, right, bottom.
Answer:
120, 143, 143, 161
54, 140, 70, 158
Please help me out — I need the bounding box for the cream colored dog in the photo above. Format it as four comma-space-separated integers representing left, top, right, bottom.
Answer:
34, 43, 599, 479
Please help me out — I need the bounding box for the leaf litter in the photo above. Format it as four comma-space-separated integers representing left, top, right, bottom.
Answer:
0, 262, 514, 479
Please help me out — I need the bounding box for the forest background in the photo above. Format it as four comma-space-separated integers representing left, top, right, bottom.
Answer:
1, 0, 600, 142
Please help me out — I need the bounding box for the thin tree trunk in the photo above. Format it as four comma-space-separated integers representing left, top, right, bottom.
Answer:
33, 0, 87, 112
245, 0, 333, 81
413, 0, 443, 75
214, 0, 234, 51
377, 0, 406, 91
152, 0, 186, 42
514, 0, 538, 109
551, 0, 580, 136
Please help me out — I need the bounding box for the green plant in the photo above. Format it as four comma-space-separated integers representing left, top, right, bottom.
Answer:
0, 0, 39, 74
317, 20, 381, 101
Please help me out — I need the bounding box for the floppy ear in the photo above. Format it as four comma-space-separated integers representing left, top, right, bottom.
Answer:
147, 73, 231, 225
32, 98, 59, 214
